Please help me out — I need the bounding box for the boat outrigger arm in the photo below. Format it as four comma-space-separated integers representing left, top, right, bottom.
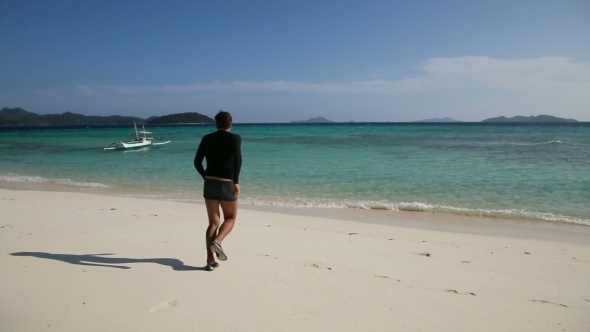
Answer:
103, 121, 171, 150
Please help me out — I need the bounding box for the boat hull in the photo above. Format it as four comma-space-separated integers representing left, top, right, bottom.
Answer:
115, 140, 152, 150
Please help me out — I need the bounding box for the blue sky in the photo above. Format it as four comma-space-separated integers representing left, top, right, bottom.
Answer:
1, 0, 589, 122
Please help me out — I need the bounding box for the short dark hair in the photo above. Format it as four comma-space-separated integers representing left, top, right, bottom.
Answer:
215, 111, 233, 129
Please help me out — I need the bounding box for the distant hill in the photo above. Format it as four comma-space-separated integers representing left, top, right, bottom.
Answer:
0, 107, 146, 126
482, 115, 578, 123
147, 112, 214, 125
0, 107, 214, 126
414, 117, 462, 123
0, 107, 37, 118
291, 116, 334, 124
0, 115, 19, 126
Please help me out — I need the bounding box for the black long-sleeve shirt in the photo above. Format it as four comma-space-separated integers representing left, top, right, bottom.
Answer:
194, 130, 242, 184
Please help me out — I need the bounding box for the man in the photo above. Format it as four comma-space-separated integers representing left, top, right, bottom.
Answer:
194, 111, 242, 271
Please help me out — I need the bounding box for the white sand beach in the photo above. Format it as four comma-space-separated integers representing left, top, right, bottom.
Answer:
1, 188, 589, 331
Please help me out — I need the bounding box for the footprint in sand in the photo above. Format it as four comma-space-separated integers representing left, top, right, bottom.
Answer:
257, 254, 277, 259
445, 289, 476, 296
149, 300, 177, 313
307, 262, 332, 270
529, 299, 567, 308
374, 275, 401, 282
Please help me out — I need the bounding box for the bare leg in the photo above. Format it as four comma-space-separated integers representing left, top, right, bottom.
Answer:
205, 199, 221, 264
214, 199, 238, 245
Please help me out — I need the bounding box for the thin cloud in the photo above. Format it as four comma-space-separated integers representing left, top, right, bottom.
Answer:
72, 56, 589, 97
3, 56, 587, 121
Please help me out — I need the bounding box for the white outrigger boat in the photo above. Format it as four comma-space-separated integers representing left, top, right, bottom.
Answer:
104, 122, 171, 150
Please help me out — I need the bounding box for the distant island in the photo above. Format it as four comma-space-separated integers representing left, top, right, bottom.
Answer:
2, 108, 581, 126
144, 112, 214, 125
0, 107, 215, 126
414, 117, 462, 123
291, 116, 334, 124
481, 115, 578, 123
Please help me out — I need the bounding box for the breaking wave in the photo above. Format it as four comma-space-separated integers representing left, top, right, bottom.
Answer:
241, 197, 590, 226
0, 175, 109, 188
507, 140, 562, 146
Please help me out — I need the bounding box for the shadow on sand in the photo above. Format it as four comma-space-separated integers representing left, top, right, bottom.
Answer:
10, 252, 205, 271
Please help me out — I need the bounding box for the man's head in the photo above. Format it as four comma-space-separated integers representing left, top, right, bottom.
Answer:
215, 111, 233, 130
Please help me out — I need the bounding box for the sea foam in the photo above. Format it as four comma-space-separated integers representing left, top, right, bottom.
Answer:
0, 175, 109, 188
241, 197, 590, 226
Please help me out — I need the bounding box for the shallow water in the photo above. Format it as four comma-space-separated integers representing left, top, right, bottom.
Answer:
1, 123, 589, 225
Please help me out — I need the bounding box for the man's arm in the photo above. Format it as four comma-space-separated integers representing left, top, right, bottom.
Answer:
233, 135, 242, 184
194, 137, 207, 179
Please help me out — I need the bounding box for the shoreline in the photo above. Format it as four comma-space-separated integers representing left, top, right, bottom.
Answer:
2, 173, 587, 227
2, 180, 589, 245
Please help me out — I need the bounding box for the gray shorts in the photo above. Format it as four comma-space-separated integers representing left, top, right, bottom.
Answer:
203, 179, 237, 201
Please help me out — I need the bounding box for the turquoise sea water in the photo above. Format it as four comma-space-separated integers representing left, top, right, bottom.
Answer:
1, 123, 589, 225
